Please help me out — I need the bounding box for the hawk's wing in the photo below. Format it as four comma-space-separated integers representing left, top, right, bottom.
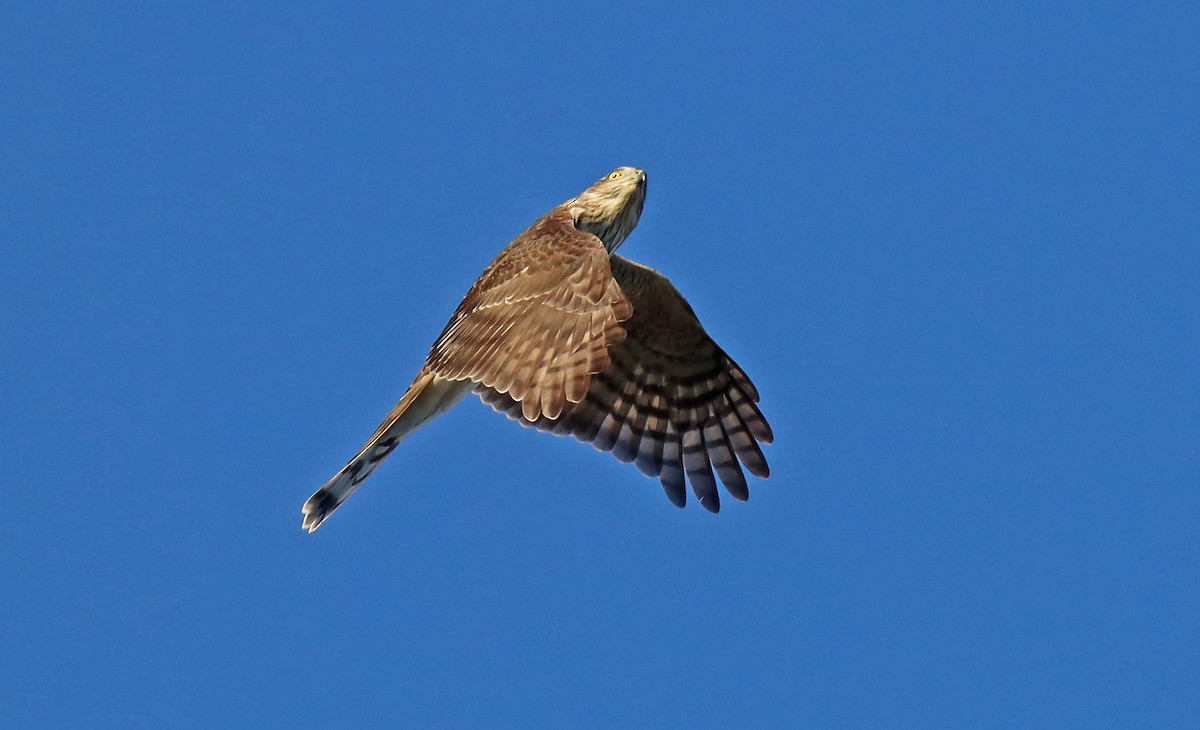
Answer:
478, 255, 773, 511
424, 208, 631, 422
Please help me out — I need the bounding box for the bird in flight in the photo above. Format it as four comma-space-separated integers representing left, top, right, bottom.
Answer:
302, 166, 773, 531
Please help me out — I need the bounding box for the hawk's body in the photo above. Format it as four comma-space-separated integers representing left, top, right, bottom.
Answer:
302, 167, 772, 531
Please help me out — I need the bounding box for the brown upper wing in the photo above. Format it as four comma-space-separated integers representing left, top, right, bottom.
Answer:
478, 255, 773, 511
424, 208, 631, 422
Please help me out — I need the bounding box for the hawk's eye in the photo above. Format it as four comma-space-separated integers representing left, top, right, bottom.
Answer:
609, 171, 622, 180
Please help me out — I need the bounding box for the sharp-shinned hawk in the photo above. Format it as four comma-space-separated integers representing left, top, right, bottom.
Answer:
302, 167, 773, 531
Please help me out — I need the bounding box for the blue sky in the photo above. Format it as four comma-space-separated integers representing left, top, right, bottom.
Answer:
3, 2, 1197, 727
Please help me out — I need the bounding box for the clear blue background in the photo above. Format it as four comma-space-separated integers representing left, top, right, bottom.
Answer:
3, 2, 1197, 727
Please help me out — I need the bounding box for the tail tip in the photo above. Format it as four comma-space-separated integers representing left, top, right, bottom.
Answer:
301, 489, 341, 533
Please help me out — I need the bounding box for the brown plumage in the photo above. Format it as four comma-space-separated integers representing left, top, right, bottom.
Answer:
302, 166, 772, 532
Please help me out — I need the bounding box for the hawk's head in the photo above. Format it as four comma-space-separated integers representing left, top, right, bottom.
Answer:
568, 166, 647, 252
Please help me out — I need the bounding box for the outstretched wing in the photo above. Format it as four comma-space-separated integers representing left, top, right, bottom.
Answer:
424, 208, 632, 422
478, 255, 773, 511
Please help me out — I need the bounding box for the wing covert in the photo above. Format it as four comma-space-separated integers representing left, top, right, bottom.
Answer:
424, 208, 631, 422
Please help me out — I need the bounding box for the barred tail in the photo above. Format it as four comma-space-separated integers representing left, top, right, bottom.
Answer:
301, 371, 468, 532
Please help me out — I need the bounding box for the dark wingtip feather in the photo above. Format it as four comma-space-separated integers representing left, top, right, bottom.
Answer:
682, 427, 719, 512
661, 481, 686, 508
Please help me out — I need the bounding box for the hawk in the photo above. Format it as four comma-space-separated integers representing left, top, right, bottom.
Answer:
302, 166, 773, 531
